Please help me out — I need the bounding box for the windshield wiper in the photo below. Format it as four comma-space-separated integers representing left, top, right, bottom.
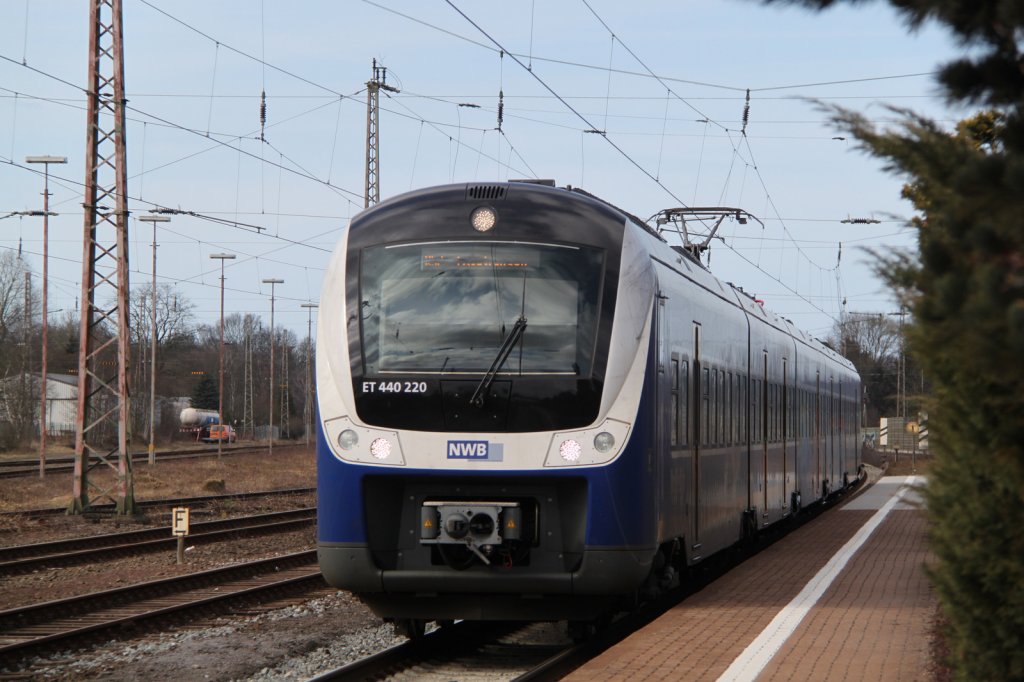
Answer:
470, 315, 527, 408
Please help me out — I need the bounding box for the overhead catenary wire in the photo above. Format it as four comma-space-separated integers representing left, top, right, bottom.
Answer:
363, 0, 933, 94
444, 0, 692, 209
3, 2, 927, 335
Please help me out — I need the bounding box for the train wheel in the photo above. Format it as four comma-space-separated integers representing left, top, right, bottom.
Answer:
394, 618, 427, 639
568, 620, 598, 642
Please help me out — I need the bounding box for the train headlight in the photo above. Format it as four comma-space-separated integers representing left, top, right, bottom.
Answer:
559, 439, 582, 462
370, 437, 392, 460
337, 429, 359, 450
593, 431, 615, 453
325, 417, 404, 465
544, 419, 630, 467
470, 206, 497, 232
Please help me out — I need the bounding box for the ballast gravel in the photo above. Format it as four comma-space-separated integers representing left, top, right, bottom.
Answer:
21, 592, 405, 681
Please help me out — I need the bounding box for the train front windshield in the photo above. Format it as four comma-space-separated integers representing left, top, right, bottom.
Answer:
359, 242, 604, 377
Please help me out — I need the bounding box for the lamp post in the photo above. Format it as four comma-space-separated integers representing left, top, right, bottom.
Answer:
210, 253, 236, 458
139, 214, 170, 465
300, 302, 318, 448
26, 155, 67, 478
262, 278, 284, 455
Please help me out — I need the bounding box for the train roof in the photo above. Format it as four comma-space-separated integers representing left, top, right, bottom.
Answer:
361, 181, 856, 375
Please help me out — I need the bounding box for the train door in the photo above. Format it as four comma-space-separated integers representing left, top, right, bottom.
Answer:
692, 324, 702, 557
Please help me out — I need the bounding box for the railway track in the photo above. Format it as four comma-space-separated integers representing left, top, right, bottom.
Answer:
0, 507, 317, 574
0, 443, 305, 479
0, 486, 316, 519
0, 550, 325, 668
309, 621, 577, 681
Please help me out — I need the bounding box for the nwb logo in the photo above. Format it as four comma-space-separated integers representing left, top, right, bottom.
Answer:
446, 440, 503, 461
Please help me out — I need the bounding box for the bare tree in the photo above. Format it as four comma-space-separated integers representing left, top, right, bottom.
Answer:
126, 284, 196, 439
0, 252, 37, 448
831, 314, 901, 424
127, 283, 196, 349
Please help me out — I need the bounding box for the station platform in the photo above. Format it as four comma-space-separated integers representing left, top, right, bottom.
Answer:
565, 475, 933, 681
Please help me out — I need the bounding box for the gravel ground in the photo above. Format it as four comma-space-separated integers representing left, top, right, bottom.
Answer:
1, 444, 403, 681
23, 592, 405, 681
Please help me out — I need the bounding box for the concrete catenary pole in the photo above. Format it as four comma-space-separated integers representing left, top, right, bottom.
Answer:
262, 278, 283, 455
211, 253, 236, 458
300, 302, 318, 448
139, 215, 169, 466
26, 155, 67, 478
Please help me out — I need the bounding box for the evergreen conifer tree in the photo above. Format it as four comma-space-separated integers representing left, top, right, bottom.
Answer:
753, 1, 1024, 677
190, 373, 219, 410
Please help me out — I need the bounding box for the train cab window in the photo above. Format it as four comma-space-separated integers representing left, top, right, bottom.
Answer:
358, 241, 604, 376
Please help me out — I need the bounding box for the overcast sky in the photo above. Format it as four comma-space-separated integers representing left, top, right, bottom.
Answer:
0, 0, 967, 341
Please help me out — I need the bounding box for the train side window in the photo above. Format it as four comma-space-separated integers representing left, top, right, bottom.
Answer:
717, 369, 724, 445
680, 361, 689, 447
776, 384, 782, 443
670, 357, 679, 447
777, 385, 783, 443
724, 372, 733, 446
752, 379, 760, 443
720, 370, 726, 445
739, 376, 746, 443
702, 366, 710, 447
711, 368, 719, 446
788, 387, 792, 441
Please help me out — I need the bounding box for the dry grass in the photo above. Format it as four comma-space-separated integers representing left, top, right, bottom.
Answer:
0, 445, 315, 512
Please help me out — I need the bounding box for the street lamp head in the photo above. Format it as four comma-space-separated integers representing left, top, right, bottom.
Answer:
262, 278, 284, 284
26, 156, 68, 165
300, 303, 319, 309
210, 253, 236, 260
139, 215, 171, 223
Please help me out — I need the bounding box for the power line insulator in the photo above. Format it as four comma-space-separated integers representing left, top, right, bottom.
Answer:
741, 88, 750, 136
260, 90, 267, 140
497, 89, 504, 133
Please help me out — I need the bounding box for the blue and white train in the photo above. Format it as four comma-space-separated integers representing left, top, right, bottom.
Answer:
316, 181, 860, 633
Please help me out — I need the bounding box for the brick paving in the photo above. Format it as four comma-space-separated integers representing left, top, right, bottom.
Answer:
565, 479, 934, 681
759, 510, 932, 682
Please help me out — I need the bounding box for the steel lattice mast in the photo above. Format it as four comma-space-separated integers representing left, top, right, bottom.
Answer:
364, 59, 398, 208
70, 0, 134, 515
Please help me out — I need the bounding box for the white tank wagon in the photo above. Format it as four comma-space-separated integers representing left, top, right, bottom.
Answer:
179, 407, 220, 427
